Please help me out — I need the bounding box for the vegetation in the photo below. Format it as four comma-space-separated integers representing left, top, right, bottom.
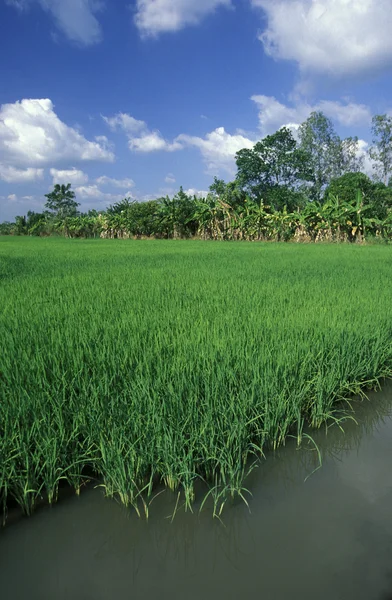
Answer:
1, 109, 392, 520
1, 237, 392, 521
3, 111, 392, 244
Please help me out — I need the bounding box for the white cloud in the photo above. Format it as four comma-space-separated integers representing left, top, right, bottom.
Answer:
253, 0, 392, 77
7, 194, 18, 202
0, 164, 44, 183
251, 95, 372, 136
103, 112, 182, 153
6, 0, 103, 46
316, 100, 372, 127
94, 135, 114, 153
75, 184, 134, 204
104, 113, 254, 172
103, 113, 145, 135
175, 127, 255, 174
165, 173, 176, 184
0, 99, 114, 172
184, 188, 209, 198
356, 139, 374, 177
50, 167, 89, 185
96, 176, 135, 188
131, 131, 181, 153
134, 0, 232, 36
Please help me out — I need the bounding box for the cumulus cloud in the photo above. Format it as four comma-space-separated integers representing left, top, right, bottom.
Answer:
0, 164, 44, 183
0, 99, 114, 174
6, 0, 103, 46
176, 127, 255, 174
103, 112, 182, 152
50, 168, 89, 185
96, 176, 135, 188
104, 111, 255, 174
251, 95, 372, 136
253, 0, 392, 78
134, 0, 232, 36
131, 131, 182, 153
184, 188, 209, 198
75, 184, 134, 205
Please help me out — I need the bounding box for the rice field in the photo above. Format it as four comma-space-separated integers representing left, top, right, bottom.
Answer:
1, 236, 392, 521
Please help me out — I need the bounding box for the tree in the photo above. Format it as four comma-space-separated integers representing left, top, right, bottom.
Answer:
339, 137, 364, 174
299, 112, 338, 200
325, 172, 392, 220
325, 172, 374, 204
298, 111, 360, 201
157, 187, 197, 239
235, 127, 312, 209
26, 211, 48, 236
44, 183, 79, 218
106, 197, 134, 215
0, 222, 13, 235
14, 215, 27, 235
209, 177, 227, 198
369, 114, 392, 184
209, 177, 248, 211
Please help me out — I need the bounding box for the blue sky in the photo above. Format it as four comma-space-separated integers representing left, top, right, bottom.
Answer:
1, 0, 392, 220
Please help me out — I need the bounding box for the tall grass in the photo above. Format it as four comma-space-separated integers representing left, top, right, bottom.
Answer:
1, 237, 392, 521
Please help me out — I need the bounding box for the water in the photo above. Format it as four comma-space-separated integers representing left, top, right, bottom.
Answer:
1, 385, 392, 600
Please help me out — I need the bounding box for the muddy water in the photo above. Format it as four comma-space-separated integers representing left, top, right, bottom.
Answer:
1, 386, 392, 600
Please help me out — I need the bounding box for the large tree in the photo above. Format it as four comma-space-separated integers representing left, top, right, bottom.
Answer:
298, 111, 362, 201
235, 127, 312, 210
369, 114, 392, 185
44, 183, 79, 218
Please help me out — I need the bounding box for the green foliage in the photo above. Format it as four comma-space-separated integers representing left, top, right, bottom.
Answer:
1, 238, 392, 520
44, 183, 80, 219
326, 172, 392, 220
235, 127, 313, 207
105, 198, 161, 238
209, 177, 248, 211
157, 187, 198, 238
298, 111, 362, 201
369, 114, 392, 184
326, 172, 374, 203
106, 197, 135, 215
13, 215, 27, 236
25, 211, 49, 236
0, 222, 13, 235
264, 185, 308, 213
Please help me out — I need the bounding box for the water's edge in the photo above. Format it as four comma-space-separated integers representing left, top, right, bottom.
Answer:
1, 383, 392, 600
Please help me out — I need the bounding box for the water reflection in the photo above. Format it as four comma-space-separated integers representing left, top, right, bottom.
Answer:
0, 384, 392, 600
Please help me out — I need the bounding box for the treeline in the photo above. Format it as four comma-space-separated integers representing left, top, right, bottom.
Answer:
3, 111, 392, 243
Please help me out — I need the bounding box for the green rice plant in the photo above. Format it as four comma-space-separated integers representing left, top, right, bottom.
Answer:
1, 237, 392, 521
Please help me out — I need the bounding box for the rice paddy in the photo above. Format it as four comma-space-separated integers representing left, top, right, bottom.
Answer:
1, 236, 392, 521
